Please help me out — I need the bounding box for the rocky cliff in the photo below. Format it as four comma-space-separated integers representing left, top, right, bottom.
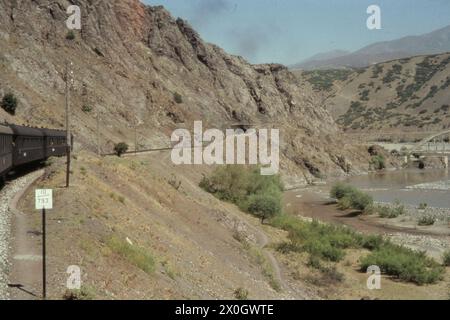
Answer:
0, 0, 368, 185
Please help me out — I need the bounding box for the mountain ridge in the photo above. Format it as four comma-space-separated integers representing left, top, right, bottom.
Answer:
292, 25, 450, 70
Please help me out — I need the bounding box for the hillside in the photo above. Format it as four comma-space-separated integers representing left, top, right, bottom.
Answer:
0, 0, 371, 186
292, 25, 450, 70
302, 53, 450, 133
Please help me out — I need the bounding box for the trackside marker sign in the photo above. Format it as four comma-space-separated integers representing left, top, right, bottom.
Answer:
35, 189, 53, 210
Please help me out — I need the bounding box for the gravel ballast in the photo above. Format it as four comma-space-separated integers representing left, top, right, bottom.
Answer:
0, 172, 42, 300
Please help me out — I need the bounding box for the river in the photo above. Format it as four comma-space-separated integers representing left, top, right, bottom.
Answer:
343, 168, 450, 209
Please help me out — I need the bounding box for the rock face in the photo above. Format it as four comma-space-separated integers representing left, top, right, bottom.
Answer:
0, 0, 368, 185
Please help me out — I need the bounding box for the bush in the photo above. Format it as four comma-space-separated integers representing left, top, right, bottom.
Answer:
107, 236, 155, 274
360, 243, 444, 285
330, 183, 373, 212
350, 191, 373, 211
442, 251, 450, 267
66, 30, 76, 40
173, 92, 183, 104
360, 234, 383, 250
234, 288, 249, 300
82, 105, 93, 113
375, 203, 405, 219
1, 93, 18, 115
246, 193, 281, 224
63, 286, 96, 300
114, 142, 129, 157
330, 183, 355, 200
418, 203, 428, 210
337, 196, 353, 210
200, 165, 283, 223
418, 216, 435, 226
370, 155, 386, 170
273, 214, 444, 285
273, 216, 362, 262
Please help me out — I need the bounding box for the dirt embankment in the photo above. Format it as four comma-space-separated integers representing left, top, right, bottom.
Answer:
11, 151, 317, 300
10, 151, 450, 300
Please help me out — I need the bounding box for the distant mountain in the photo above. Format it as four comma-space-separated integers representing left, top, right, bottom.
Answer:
320, 53, 450, 132
290, 50, 350, 69
292, 25, 450, 70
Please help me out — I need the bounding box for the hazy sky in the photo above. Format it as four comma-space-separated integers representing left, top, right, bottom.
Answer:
142, 0, 450, 65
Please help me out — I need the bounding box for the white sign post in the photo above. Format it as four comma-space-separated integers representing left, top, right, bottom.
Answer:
35, 189, 53, 300
35, 189, 53, 210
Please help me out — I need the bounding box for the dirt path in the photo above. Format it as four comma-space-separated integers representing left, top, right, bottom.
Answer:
8, 170, 45, 300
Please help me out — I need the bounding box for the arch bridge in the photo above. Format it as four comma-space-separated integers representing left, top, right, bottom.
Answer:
408, 129, 450, 154
405, 129, 450, 168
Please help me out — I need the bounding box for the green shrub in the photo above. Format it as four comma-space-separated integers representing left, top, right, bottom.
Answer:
200, 165, 283, 222
114, 142, 129, 157
375, 203, 405, 218
273, 214, 444, 285
359, 234, 383, 250
370, 155, 386, 170
66, 30, 76, 40
82, 105, 93, 113
330, 183, 373, 212
418, 216, 435, 226
63, 286, 96, 300
337, 196, 353, 210
418, 203, 428, 210
173, 92, 183, 104
1, 93, 18, 115
273, 216, 362, 262
442, 251, 450, 267
234, 288, 249, 300
330, 183, 355, 200
350, 191, 373, 211
360, 243, 444, 285
107, 236, 155, 274
307, 255, 323, 270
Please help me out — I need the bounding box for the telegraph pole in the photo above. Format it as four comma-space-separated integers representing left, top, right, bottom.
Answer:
65, 61, 73, 188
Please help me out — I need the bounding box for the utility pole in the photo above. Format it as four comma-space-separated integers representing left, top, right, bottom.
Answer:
65, 61, 73, 188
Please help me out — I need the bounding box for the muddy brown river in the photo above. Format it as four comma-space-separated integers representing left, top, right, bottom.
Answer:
343, 168, 450, 209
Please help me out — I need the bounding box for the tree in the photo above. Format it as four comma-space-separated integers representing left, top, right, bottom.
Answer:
1, 93, 18, 115
114, 142, 129, 157
246, 194, 281, 224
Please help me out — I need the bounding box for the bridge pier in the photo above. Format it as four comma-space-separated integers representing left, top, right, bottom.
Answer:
444, 155, 449, 169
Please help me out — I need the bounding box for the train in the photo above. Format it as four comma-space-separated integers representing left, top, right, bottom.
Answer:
0, 123, 67, 183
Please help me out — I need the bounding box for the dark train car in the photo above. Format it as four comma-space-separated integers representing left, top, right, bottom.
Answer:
0, 124, 13, 180
41, 128, 67, 158
10, 124, 45, 167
